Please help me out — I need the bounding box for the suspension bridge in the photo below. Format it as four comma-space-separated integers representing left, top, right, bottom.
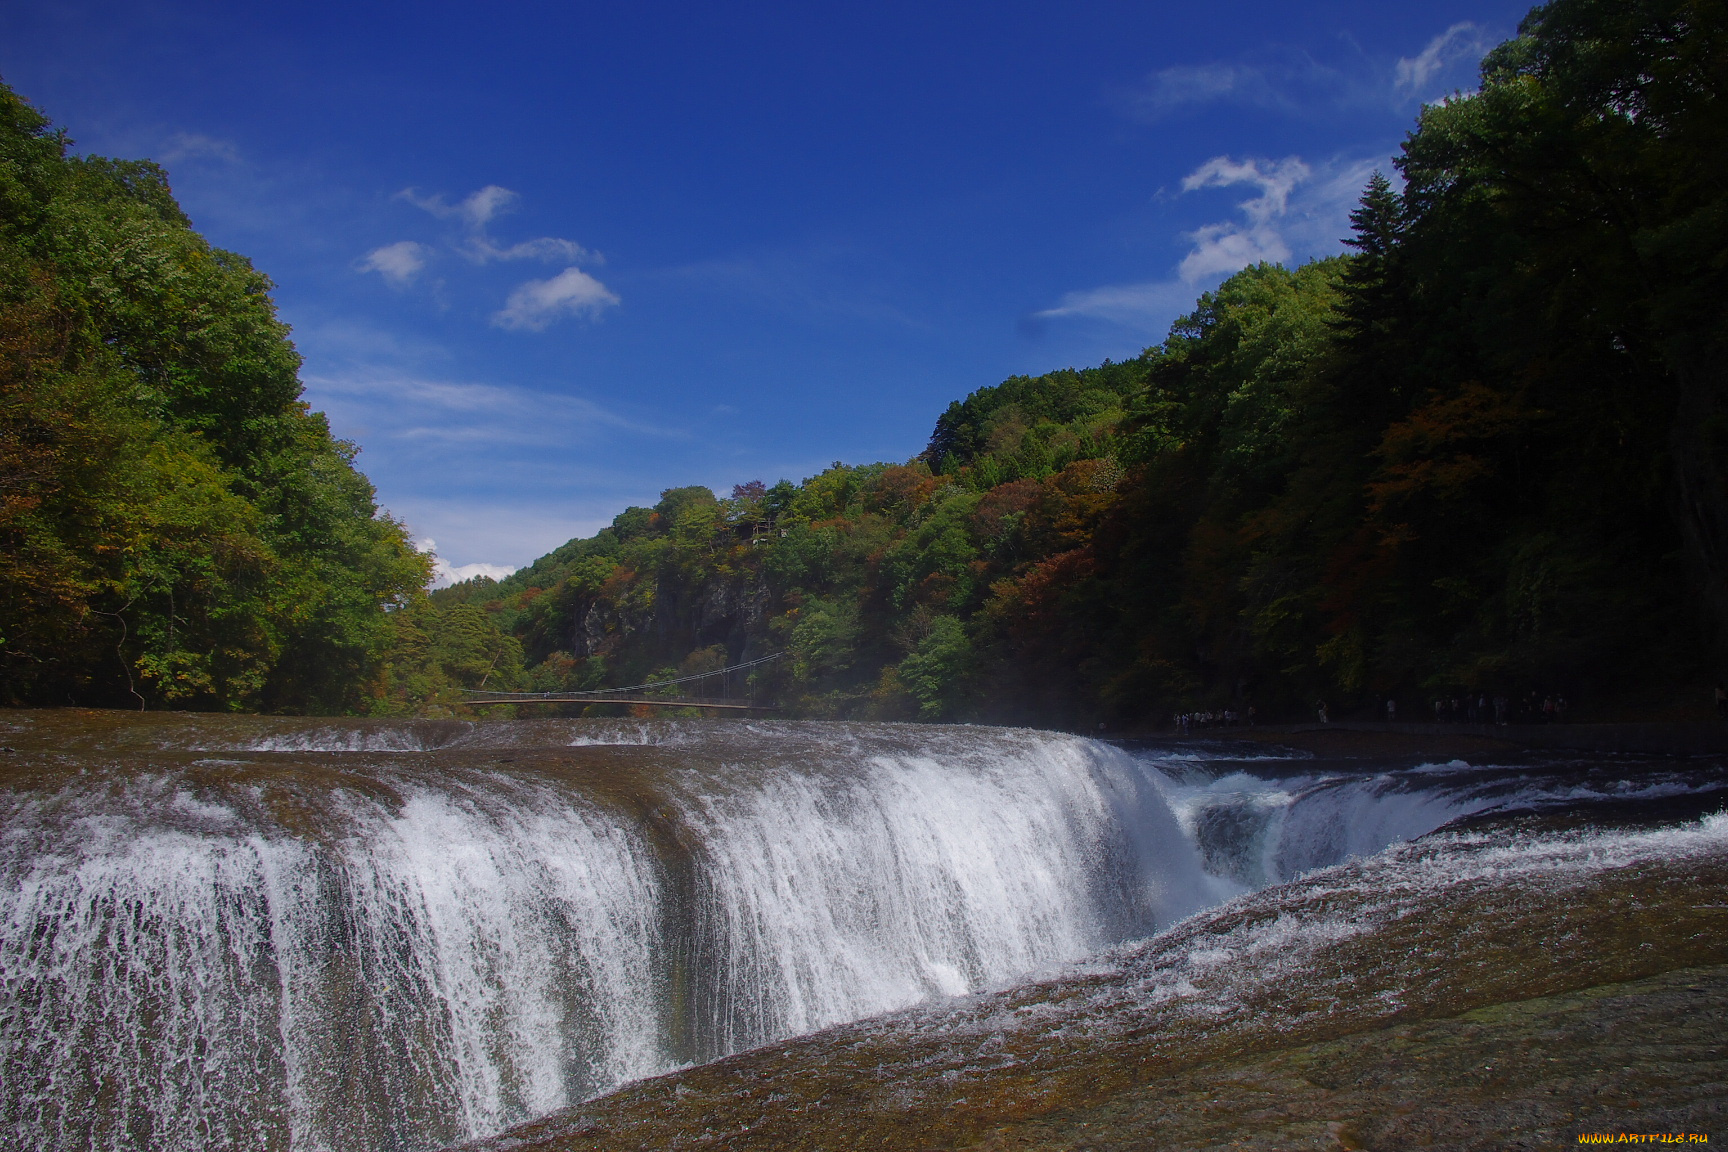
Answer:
461, 651, 784, 710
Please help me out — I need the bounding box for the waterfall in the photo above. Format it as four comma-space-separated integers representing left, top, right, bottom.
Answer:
0, 718, 1219, 1152
9, 713, 1718, 1152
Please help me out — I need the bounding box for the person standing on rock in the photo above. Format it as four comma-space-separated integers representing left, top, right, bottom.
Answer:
1386, 698, 1396, 722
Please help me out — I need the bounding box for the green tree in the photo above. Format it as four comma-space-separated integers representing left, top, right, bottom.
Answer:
0, 81, 428, 711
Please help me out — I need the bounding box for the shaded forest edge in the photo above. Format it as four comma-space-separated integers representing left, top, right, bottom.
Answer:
7, 0, 1728, 725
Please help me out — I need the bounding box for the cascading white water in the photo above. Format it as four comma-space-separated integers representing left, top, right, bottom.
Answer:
0, 767, 668, 1152
0, 718, 1220, 1152
663, 729, 1228, 1053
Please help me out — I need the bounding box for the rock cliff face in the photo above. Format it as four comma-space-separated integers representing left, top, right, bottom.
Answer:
569, 566, 771, 667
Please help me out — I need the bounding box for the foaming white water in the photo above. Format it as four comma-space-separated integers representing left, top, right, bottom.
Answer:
668, 732, 1224, 1052
0, 722, 1217, 1152
1158, 768, 1473, 887
243, 726, 460, 753
0, 772, 664, 1152
1144, 745, 1728, 888
262, 779, 666, 1151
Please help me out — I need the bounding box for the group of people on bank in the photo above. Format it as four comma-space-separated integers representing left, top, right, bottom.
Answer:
1415, 692, 1569, 725
1317, 693, 1571, 725
1174, 708, 1256, 733
1174, 691, 1576, 730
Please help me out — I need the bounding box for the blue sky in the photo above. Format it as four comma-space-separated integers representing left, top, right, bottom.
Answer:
2, 0, 1527, 582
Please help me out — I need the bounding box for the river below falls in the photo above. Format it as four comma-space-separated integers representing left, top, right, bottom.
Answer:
0, 711, 1723, 1152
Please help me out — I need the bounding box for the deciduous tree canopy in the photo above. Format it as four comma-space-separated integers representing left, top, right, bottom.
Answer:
0, 83, 428, 711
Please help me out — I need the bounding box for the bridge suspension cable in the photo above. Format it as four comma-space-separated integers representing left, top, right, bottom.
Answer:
461, 651, 785, 709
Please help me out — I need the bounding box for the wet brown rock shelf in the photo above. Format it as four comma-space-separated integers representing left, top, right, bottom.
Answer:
966, 965, 1728, 1151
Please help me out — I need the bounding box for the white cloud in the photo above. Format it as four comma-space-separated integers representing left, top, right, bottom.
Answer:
1180, 156, 1309, 220
414, 538, 518, 589
400, 184, 518, 227
1176, 155, 1310, 281
469, 235, 593, 264
1034, 152, 1386, 331
361, 185, 615, 317
492, 267, 620, 331
356, 240, 433, 287
1177, 221, 1292, 282
1395, 23, 1494, 96
159, 132, 241, 165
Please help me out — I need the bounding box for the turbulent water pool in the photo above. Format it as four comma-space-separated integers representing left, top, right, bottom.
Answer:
0, 711, 1723, 1152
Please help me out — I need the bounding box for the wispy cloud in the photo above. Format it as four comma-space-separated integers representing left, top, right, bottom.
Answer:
293, 346, 671, 570
159, 132, 242, 165
356, 240, 433, 287
307, 372, 675, 443
1122, 20, 1499, 121
492, 267, 620, 330
1123, 56, 1346, 119
1035, 152, 1383, 331
1130, 64, 1261, 116
1032, 280, 1206, 327
397, 184, 598, 265
475, 235, 593, 263
1395, 23, 1495, 96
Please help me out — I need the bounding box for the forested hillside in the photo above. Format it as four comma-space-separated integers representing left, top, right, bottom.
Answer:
0, 84, 428, 711
413, 0, 1728, 725
4, 0, 1722, 723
